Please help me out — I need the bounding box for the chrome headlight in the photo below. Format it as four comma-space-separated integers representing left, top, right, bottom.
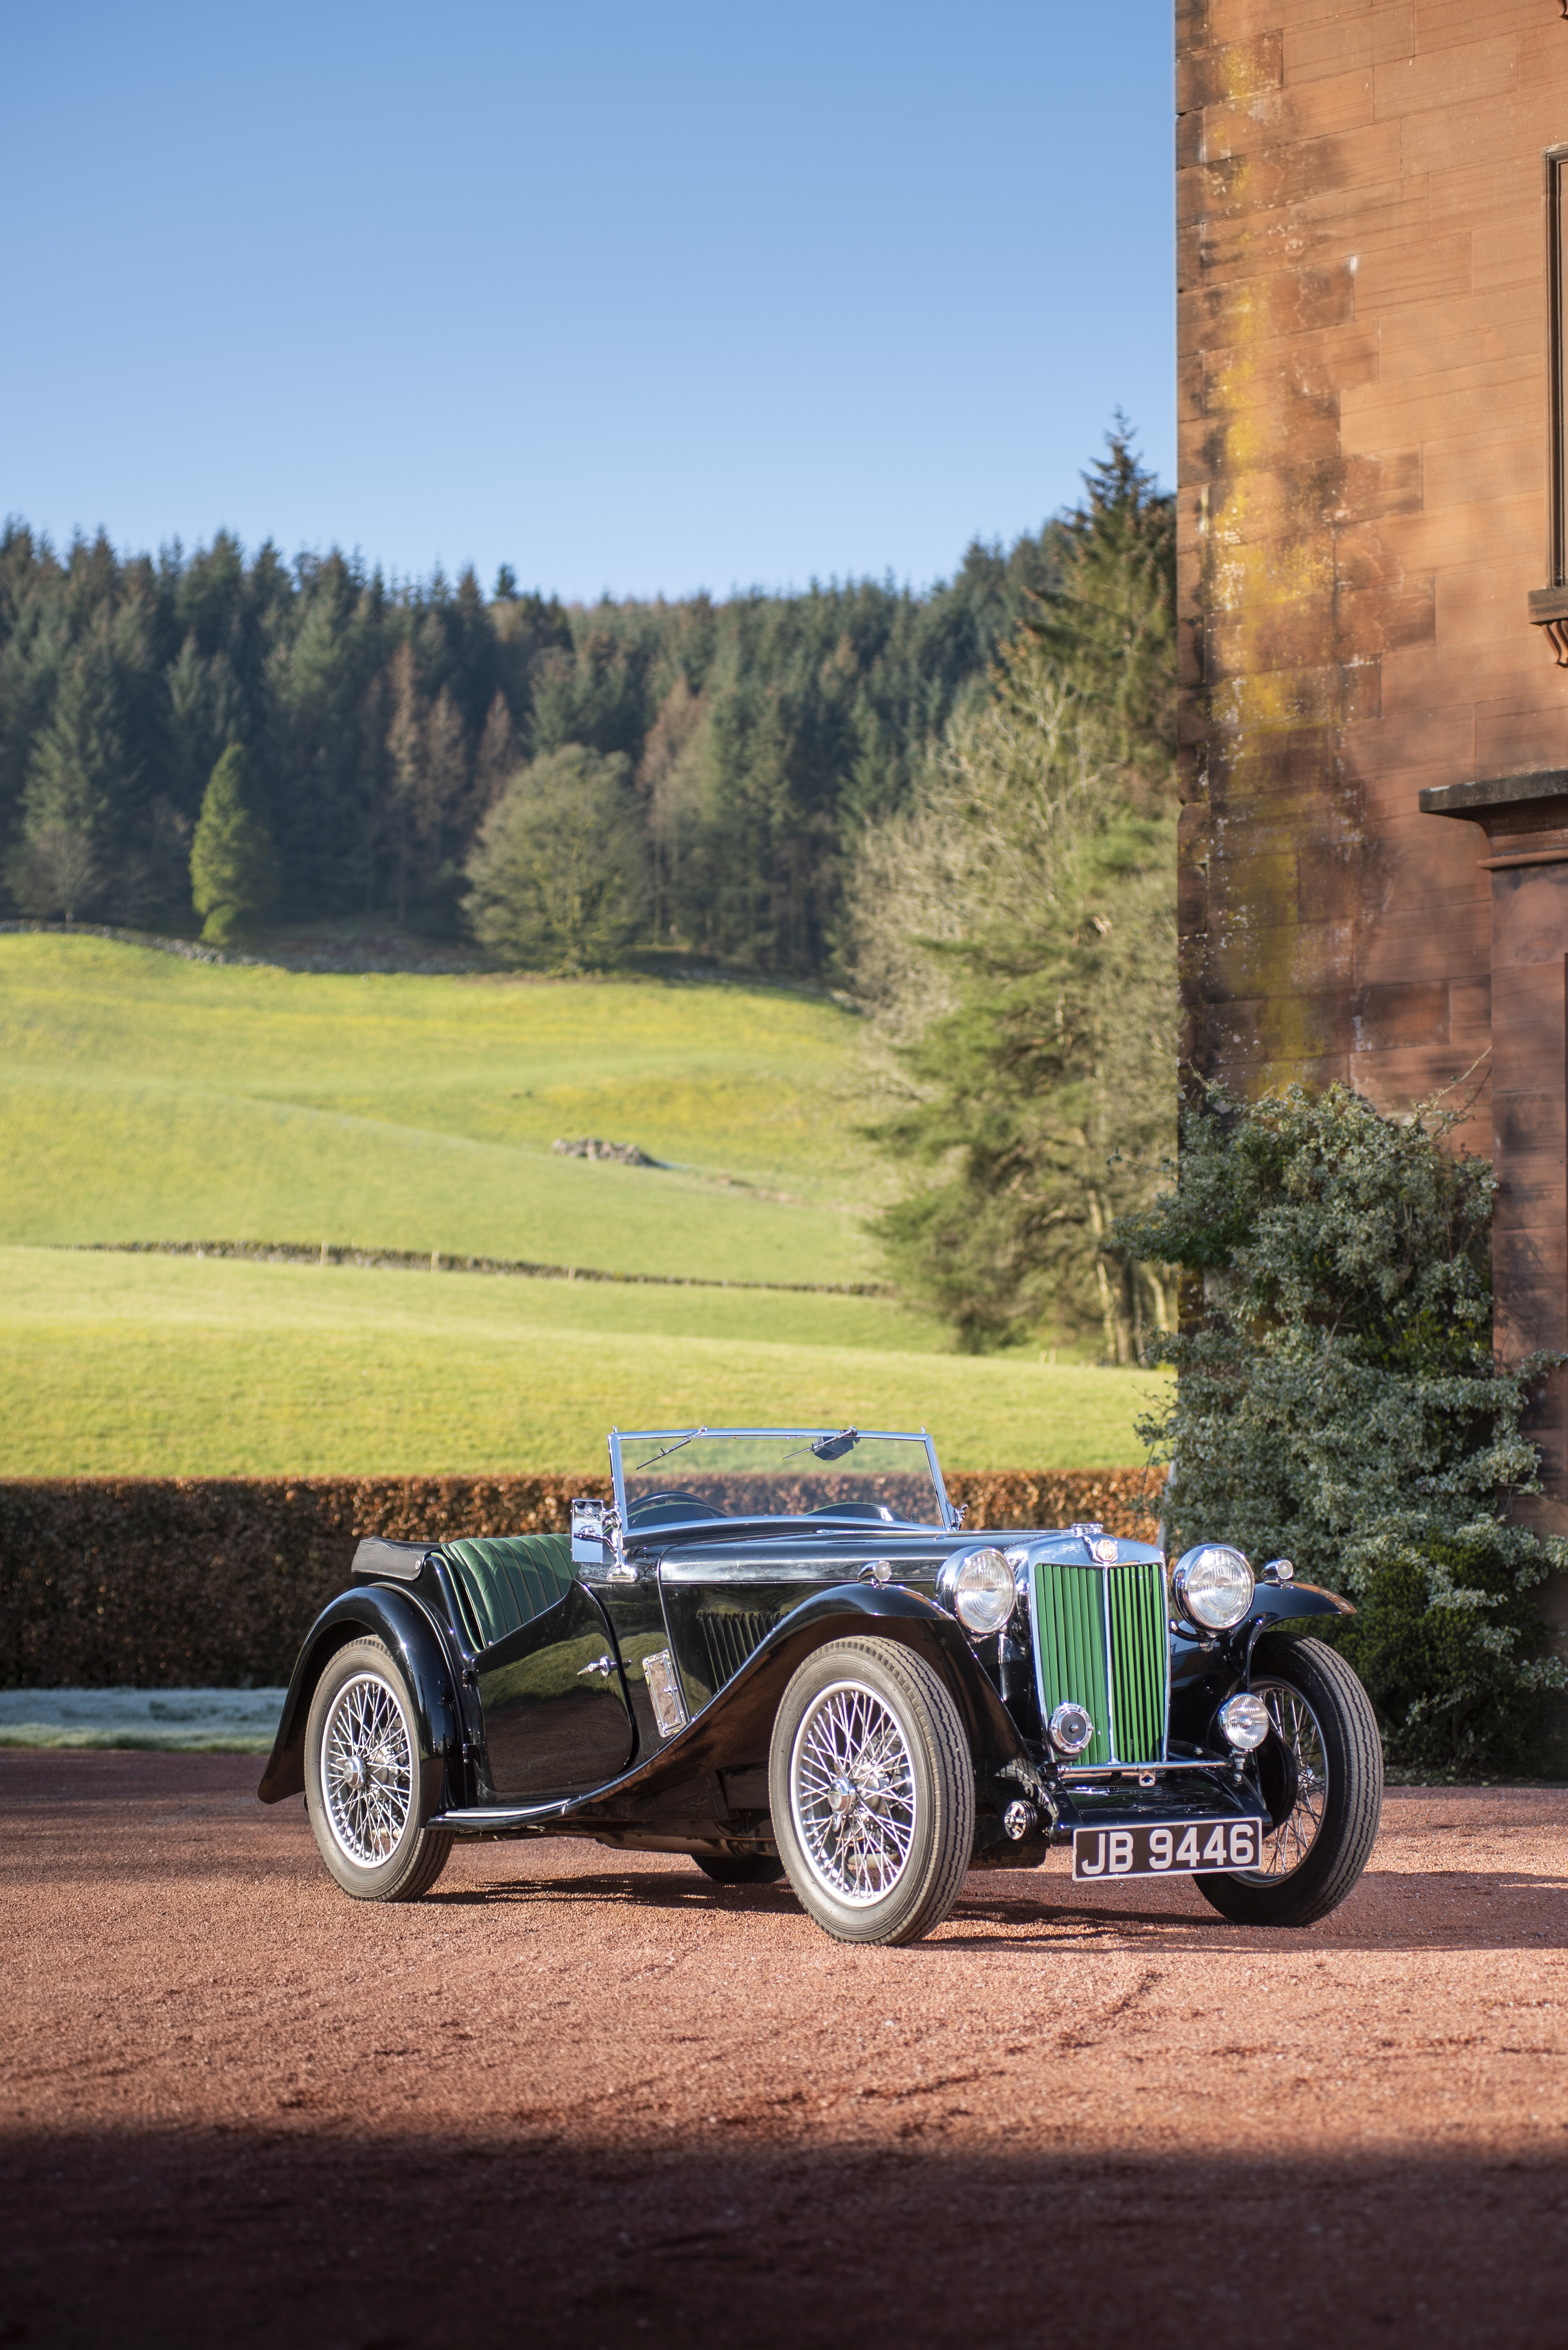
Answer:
1172, 1543, 1254, 1632
937, 1546, 1016, 1636
1218, 1691, 1270, 1752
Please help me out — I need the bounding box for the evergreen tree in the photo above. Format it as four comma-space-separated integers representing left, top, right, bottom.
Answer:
384, 642, 425, 923
189, 744, 280, 942
7, 620, 137, 920
473, 691, 519, 816
1023, 418, 1176, 791
636, 677, 708, 944
865, 719, 1178, 1355
421, 686, 468, 868
853, 428, 1179, 1353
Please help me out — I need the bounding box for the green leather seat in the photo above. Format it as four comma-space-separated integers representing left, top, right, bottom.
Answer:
440, 1533, 574, 1650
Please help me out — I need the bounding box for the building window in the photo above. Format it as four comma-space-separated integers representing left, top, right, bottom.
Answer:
1531, 148, 1568, 658
1549, 146, 1568, 588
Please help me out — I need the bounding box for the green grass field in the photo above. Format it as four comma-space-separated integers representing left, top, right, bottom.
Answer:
0, 1247, 1168, 1474
0, 937, 1158, 1472
0, 935, 880, 1285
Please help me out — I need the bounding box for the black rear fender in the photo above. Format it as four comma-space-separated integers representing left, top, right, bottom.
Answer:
257, 1586, 462, 1807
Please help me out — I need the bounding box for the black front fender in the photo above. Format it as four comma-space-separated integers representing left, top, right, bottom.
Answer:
1247, 1580, 1354, 1624
257, 1585, 462, 1806
565, 1581, 1028, 1823
1170, 1581, 1358, 1747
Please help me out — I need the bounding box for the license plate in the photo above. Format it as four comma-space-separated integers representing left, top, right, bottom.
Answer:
1072, 1818, 1262, 1880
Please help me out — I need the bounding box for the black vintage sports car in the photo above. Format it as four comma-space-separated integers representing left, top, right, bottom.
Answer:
260, 1425, 1383, 1946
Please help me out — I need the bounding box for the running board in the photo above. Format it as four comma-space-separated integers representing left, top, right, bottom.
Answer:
430, 1803, 570, 1834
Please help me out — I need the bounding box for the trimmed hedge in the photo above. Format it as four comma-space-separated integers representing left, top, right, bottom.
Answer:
0, 1471, 1160, 1688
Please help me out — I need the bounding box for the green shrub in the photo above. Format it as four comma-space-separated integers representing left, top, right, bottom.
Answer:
1332, 1534, 1561, 1774
1117, 1082, 1568, 1773
462, 744, 645, 970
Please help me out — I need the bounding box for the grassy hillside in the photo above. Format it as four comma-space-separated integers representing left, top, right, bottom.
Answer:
0, 935, 879, 1285
0, 1248, 1167, 1474
0, 938, 1160, 1474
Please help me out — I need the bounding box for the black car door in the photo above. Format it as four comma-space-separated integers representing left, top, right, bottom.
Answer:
442, 1535, 636, 1799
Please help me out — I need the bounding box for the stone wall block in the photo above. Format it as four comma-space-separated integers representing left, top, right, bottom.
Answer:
1283, 3, 1414, 84
1177, 31, 1284, 115
1474, 704, 1568, 779
1373, 37, 1520, 120
1184, 266, 1359, 348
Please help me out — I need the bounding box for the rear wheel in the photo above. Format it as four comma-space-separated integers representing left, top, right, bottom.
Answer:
305, 1637, 453, 1902
693, 1853, 786, 1885
1195, 1634, 1382, 1928
769, 1637, 974, 1947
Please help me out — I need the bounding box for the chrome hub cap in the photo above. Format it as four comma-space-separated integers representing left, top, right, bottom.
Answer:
321, 1672, 414, 1868
790, 1680, 917, 1906
1246, 1679, 1328, 1881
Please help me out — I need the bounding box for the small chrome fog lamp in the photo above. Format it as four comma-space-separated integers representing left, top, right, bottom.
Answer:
1218, 1691, 1271, 1752
1172, 1543, 1255, 1632
1049, 1701, 1095, 1756
1003, 1800, 1035, 1840
938, 1547, 1016, 1636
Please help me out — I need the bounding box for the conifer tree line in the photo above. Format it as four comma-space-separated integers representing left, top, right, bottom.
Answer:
0, 517, 1059, 967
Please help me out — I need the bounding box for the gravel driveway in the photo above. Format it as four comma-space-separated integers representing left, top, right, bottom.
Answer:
3, 1753, 1566, 2347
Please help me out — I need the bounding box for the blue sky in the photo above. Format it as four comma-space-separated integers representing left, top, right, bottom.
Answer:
3, 1, 1176, 602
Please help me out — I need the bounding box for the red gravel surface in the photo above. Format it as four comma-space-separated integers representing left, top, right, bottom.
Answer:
3, 1752, 1567, 2348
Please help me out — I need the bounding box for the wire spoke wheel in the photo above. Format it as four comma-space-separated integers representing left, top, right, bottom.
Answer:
304, 1637, 452, 1903
1246, 1677, 1328, 1881
321, 1671, 414, 1868
1194, 1635, 1382, 1931
790, 1679, 917, 1906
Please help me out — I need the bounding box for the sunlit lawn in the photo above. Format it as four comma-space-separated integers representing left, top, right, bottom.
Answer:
0, 939, 1162, 1475
0, 1248, 1168, 1475
0, 936, 882, 1285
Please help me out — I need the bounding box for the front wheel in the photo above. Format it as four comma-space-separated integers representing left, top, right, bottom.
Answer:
769, 1637, 975, 1947
1195, 1633, 1382, 1928
304, 1637, 453, 1902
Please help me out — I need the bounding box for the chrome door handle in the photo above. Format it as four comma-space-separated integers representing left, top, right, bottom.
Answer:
577, 1653, 614, 1679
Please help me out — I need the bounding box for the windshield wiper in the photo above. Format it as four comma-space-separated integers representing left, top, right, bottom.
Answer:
629, 1426, 708, 1474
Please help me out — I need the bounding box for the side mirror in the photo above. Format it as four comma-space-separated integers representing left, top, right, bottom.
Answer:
572, 1497, 629, 1575
571, 1498, 608, 1565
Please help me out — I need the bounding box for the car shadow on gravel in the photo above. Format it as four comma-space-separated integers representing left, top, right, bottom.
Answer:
425, 1868, 802, 1917
901, 1865, 1568, 1953
421, 1862, 1563, 1954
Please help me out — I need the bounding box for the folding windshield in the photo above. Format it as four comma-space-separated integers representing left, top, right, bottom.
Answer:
608, 1427, 956, 1533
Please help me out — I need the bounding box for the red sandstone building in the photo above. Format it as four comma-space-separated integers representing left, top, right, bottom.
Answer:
1178, 0, 1568, 1672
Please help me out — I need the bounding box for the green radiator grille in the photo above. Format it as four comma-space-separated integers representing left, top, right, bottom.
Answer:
1032, 1557, 1168, 1767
